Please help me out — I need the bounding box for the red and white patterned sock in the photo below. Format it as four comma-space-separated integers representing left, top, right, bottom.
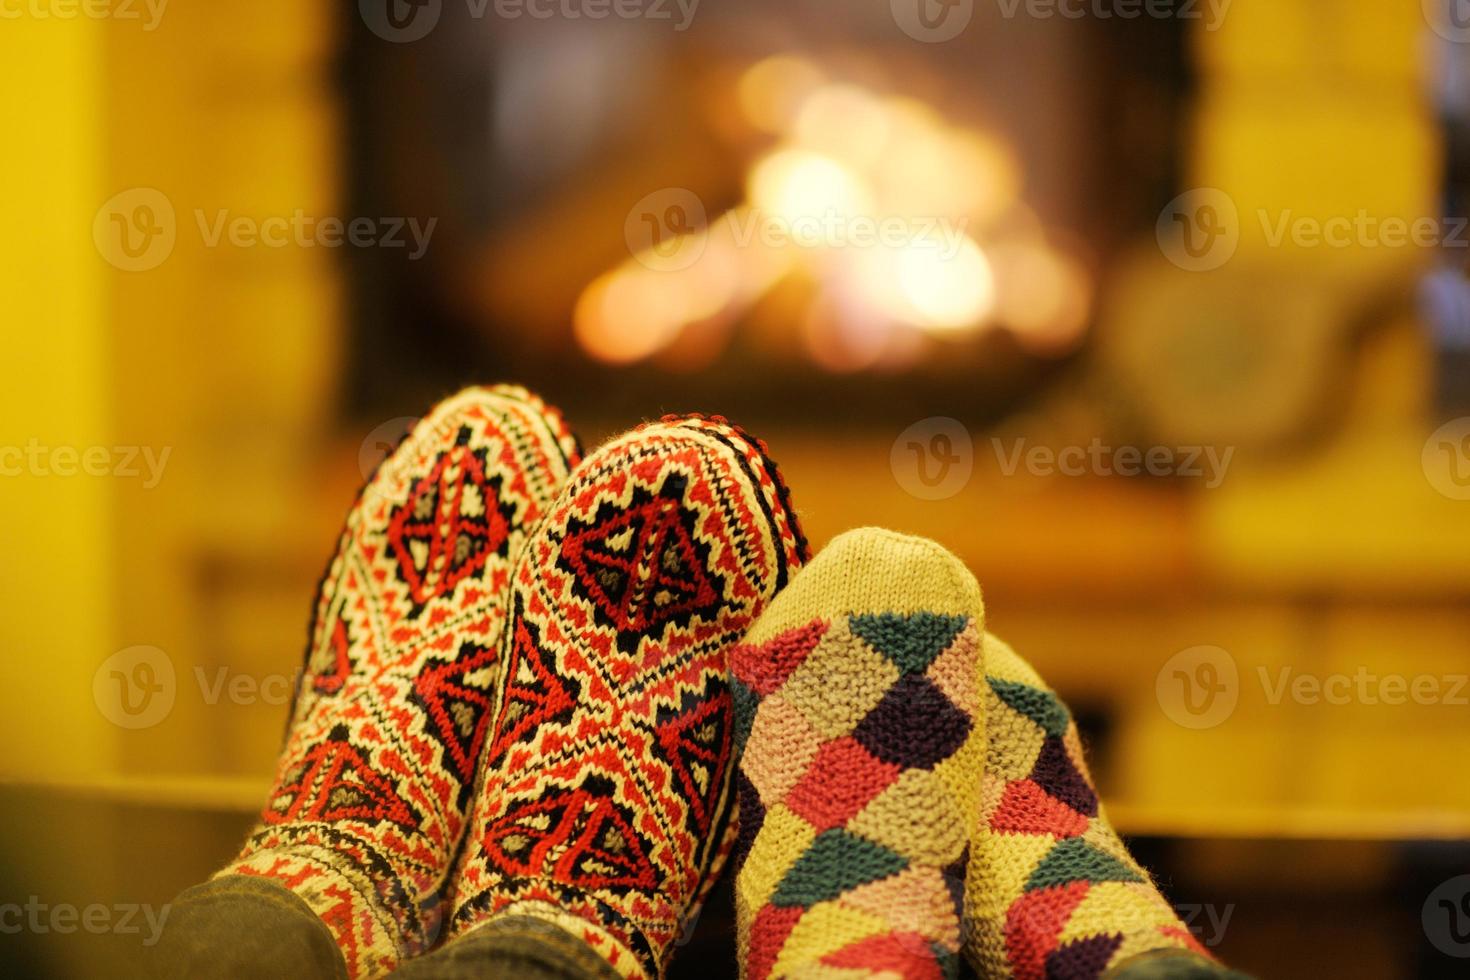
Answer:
447, 415, 808, 980
221, 385, 581, 978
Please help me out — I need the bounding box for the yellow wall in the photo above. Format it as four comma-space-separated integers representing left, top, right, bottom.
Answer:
0, 16, 116, 779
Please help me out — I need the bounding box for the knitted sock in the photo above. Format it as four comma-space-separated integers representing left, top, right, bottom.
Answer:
447, 415, 809, 980
968, 633, 1240, 979
222, 385, 581, 978
728, 527, 986, 980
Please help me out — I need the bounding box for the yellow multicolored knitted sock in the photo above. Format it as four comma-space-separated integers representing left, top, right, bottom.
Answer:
967, 633, 1244, 979
728, 528, 986, 980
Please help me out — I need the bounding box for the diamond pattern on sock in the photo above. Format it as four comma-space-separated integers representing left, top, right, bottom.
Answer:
730, 528, 985, 980
968, 634, 1219, 980
853, 674, 974, 771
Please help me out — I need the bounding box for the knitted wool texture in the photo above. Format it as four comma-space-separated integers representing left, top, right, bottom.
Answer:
728, 528, 986, 980
447, 415, 809, 980
968, 632, 1217, 979
222, 386, 581, 978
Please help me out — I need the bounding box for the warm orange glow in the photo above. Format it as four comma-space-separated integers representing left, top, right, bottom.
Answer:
792, 84, 892, 171
574, 270, 680, 364
747, 148, 872, 232
737, 54, 824, 135
991, 242, 1092, 352
584, 59, 1086, 367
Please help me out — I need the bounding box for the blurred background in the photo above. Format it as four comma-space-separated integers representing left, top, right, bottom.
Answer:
4, 0, 1470, 976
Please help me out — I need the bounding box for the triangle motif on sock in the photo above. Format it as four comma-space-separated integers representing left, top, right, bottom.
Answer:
311, 610, 355, 695
1025, 838, 1143, 892
648, 676, 731, 836
771, 828, 909, 908
560, 474, 722, 645
991, 778, 1090, 838
386, 430, 512, 613
489, 615, 580, 762
550, 776, 662, 892
820, 931, 948, 980
850, 612, 968, 676
266, 732, 415, 828
989, 677, 1071, 738
1045, 932, 1124, 980
730, 619, 828, 697
1004, 881, 1091, 980
478, 793, 578, 878
1029, 736, 1098, 817
409, 640, 498, 784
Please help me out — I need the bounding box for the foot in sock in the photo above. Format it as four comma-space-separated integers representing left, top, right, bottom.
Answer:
222, 386, 581, 977
728, 527, 987, 980
969, 632, 1239, 980
447, 415, 809, 980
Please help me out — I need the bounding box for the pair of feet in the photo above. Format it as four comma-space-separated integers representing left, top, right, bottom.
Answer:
729, 532, 1234, 980
221, 385, 1232, 980
225, 387, 805, 978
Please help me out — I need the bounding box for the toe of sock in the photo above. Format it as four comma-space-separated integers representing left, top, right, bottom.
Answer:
745, 527, 982, 645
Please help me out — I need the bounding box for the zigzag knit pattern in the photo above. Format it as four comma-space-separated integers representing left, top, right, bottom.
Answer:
728, 528, 987, 980
447, 415, 809, 980
967, 633, 1217, 979
222, 386, 581, 978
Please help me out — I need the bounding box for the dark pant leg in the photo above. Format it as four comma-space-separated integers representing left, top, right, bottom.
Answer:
1104, 949, 1257, 980
150, 875, 348, 980
153, 875, 622, 980
392, 915, 623, 980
